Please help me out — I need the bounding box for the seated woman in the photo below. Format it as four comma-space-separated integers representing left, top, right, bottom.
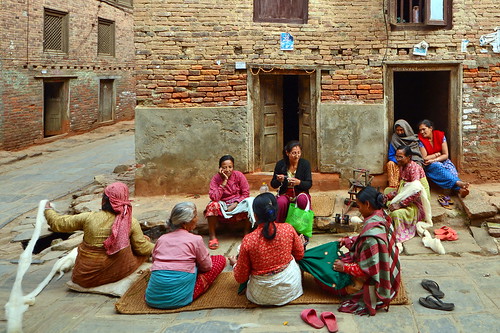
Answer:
384, 145, 431, 249
386, 119, 423, 188
418, 119, 469, 197
310, 186, 400, 316
270, 141, 312, 223
145, 202, 226, 309
44, 182, 154, 288
205, 155, 251, 250
228, 193, 306, 306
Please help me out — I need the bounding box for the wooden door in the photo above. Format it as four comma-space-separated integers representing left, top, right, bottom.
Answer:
44, 81, 65, 136
298, 75, 317, 170
99, 79, 114, 122
260, 75, 283, 171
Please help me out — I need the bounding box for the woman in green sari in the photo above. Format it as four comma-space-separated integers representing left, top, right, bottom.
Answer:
384, 145, 431, 250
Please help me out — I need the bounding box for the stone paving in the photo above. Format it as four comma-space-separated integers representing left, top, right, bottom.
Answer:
0, 120, 499, 332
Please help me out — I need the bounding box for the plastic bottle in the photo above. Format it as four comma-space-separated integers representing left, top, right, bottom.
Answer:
259, 182, 269, 193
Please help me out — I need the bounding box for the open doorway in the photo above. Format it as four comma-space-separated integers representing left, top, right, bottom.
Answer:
252, 71, 317, 172
43, 80, 68, 137
386, 64, 462, 167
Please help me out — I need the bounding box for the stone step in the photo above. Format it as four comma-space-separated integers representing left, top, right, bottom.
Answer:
245, 172, 388, 192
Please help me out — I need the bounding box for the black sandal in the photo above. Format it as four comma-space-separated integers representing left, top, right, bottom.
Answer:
421, 279, 445, 298
419, 295, 454, 311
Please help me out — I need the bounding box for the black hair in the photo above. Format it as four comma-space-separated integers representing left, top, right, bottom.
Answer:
101, 193, 116, 214
219, 155, 234, 167
357, 186, 385, 210
396, 145, 413, 157
283, 140, 301, 167
252, 192, 278, 240
418, 119, 434, 129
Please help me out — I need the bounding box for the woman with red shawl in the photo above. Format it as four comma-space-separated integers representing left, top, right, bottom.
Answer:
44, 182, 154, 287
417, 119, 469, 197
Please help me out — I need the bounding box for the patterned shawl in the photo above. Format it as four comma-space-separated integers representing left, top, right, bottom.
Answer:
390, 119, 423, 164
103, 182, 132, 255
339, 210, 401, 316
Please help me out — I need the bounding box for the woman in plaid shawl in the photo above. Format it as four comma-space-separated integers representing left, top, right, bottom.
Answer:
333, 186, 401, 315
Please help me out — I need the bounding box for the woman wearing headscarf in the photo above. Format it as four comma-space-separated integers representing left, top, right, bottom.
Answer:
228, 193, 306, 306
386, 119, 423, 188
145, 202, 226, 309
44, 182, 153, 288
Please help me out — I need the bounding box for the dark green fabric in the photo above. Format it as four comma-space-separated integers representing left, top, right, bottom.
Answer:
298, 241, 352, 290
285, 203, 314, 237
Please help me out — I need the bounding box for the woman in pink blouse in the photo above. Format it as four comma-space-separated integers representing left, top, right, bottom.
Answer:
228, 192, 306, 306
205, 155, 251, 250
384, 145, 431, 249
145, 202, 226, 309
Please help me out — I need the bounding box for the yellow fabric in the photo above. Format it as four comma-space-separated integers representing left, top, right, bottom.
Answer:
44, 209, 154, 256
386, 161, 400, 188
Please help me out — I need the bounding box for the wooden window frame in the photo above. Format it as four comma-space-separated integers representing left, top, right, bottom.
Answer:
97, 18, 115, 57
389, 0, 452, 30
101, 0, 133, 9
253, 0, 308, 24
43, 8, 69, 53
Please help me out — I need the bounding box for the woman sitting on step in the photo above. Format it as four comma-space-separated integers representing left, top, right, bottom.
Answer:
145, 202, 226, 309
204, 155, 252, 250
228, 193, 306, 306
44, 182, 154, 288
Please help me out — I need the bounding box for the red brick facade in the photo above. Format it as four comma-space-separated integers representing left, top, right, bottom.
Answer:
134, 0, 499, 182
0, 0, 136, 150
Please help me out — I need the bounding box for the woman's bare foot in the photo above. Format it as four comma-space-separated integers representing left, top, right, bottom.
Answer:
456, 180, 469, 189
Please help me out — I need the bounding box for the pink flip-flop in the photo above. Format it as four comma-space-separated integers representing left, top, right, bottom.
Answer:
320, 311, 339, 333
300, 309, 324, 329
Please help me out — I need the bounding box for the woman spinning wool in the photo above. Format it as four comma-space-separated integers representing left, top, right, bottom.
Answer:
205, 155, 251, 250
44, 182, 154, 288
418, 119, 470, 197
228, 193, 306, 306
331, 187, 401, 316
145, 202, 226, 309
270, 141, 312, 223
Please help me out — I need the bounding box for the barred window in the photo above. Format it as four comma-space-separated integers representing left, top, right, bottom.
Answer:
390, 0, 452, 29
44, 9, 69, 52
98, 18, 115, 56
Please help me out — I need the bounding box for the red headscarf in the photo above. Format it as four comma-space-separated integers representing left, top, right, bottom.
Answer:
418, 129, 445, 155
103, 182, 132, 255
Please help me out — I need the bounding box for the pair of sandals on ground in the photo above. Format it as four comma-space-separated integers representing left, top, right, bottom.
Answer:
301, 308, 338, 332
419, 279, 455, 311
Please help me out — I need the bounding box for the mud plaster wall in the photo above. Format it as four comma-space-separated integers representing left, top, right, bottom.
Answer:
135, 106, 250, 195
319, 104, 386, 180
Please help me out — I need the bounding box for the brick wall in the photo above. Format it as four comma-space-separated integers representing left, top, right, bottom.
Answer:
0, 0, 136, 150
134, 0, 499, 181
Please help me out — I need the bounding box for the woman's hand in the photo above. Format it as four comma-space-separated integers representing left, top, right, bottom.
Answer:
288, 177, 301, 186
228, 256, 238, 267
226, 202, 238, 212
388, 203, 401, 211
44, 202, 52, 209
276, 174, 285, 182
219, 167, 229, 180
333, 259, 345, 272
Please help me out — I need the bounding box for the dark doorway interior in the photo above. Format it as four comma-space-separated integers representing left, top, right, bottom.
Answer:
283, 75, 299, 144
394, 71, 450, 136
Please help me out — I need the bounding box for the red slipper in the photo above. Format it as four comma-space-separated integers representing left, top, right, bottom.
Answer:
434, 226, 455, 235
320, 312, 338, 333
300, 309, 324, 329
208, 238, 219, 250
